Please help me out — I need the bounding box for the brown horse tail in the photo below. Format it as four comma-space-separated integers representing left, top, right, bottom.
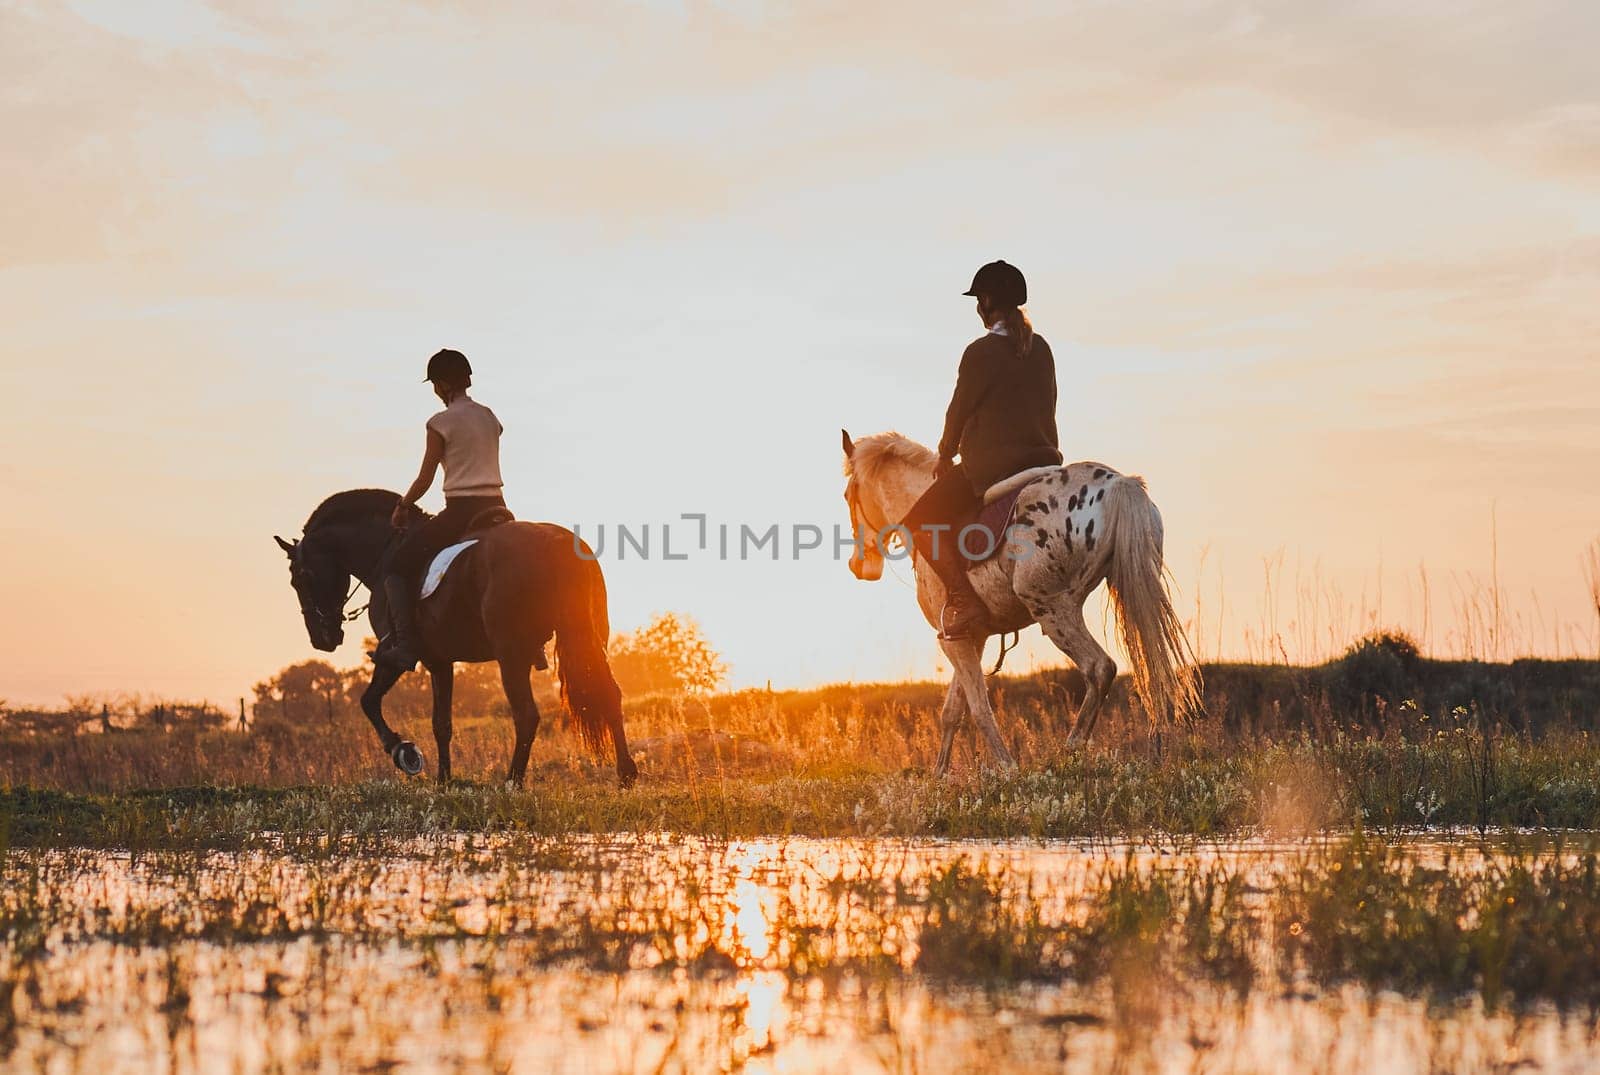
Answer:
553, 554, 619, 755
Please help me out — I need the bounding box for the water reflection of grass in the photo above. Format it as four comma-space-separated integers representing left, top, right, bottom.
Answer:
5, 835, 1600, 1011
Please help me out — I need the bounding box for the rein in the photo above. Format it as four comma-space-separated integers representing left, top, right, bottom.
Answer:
339, 578, 368, 623
338, 528, 406, 622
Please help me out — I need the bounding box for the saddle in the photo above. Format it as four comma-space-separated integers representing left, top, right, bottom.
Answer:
416, 508, 516, 601
465, 505, 515, 534
959, 465, 1061, 564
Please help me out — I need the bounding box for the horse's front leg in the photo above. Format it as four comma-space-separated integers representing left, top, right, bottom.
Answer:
426, 661, 455, 784
361, 661, 424, 775
933, 643, 971, 777
944, 634, 1016, 772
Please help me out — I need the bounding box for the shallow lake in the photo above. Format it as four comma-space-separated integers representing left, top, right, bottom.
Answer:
3, 835, 1597, 1073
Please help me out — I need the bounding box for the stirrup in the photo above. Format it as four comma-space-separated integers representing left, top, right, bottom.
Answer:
374, 633, 419, 671
938, 598, 991, 641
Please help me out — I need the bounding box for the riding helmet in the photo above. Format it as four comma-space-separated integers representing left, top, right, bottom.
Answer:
424, 348, 472, 384
962, 260, 1027, 307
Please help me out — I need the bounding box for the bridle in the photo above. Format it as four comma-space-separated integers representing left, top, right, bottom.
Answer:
295, 571, 365, 630
845, 475, 917, 591
845, 478, 888, 560
291, 554, 369, 635
291, 527, 405, 632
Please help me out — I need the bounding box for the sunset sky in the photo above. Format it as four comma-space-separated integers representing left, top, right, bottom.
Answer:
3, 1, 1597, 707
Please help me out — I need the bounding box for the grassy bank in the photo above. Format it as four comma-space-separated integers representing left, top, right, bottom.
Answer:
4, 728, 1600, 847
5, 642, 1600, 844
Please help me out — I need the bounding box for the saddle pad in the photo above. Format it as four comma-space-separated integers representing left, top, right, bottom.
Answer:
420, 539, 478, 601
962, 485, 1032, 563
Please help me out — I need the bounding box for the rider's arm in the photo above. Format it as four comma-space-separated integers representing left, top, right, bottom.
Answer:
392, 429, 446, 525
936, 341, 997, 464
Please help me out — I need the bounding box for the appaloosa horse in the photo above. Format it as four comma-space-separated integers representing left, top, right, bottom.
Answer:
275, 489, 637, 787
841, 431, 1199, 773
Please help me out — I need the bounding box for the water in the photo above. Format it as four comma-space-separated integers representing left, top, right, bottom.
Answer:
3, 836, 1597, 1073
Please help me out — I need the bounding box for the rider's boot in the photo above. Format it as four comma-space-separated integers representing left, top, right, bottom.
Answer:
376, 574, 421, 671
911, 527, 993, 641
936, 567, 993, 641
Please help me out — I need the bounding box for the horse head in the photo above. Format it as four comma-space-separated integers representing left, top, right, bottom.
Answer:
838, 425, 902, 579
275, 532, 350, 652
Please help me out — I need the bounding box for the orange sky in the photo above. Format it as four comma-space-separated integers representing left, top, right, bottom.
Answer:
2, 2, 1597, 706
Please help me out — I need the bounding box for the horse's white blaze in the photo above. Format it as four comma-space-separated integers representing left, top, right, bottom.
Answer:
842, 432, 1199, 768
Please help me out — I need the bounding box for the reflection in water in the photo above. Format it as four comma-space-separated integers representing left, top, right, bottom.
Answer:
2, 835, 1598, 1073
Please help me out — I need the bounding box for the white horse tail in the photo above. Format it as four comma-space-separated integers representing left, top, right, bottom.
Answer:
1102, 476, 1201, 723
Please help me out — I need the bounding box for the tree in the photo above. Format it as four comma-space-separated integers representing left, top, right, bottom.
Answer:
608, 612, 728, 696
252, 660, 357, 726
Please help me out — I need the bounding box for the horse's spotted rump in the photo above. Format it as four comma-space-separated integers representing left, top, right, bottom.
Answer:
1035, 528, 1049, 548
1085, 518, 1096, 551
1096, 489, 1105, 503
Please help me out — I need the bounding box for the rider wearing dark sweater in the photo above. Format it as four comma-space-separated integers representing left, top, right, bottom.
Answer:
375, 348, 506, 670
903, 261, 1063, 640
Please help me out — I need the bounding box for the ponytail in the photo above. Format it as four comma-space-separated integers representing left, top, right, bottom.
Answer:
1002, 306, 1034, 358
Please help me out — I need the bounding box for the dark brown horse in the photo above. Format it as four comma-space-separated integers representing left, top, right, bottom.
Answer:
274, 489, 637, 787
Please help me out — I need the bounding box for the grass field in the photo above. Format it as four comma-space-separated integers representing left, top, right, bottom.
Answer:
7, 644, 1600, 1071
5, 637, 1600, 843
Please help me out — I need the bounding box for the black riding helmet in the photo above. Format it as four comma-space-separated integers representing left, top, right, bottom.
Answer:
424, 348, 472, 384
962, 260, 1027, 307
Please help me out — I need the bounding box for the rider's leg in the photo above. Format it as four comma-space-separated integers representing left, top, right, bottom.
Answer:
378, 507, 462, 670
378, 531, 428, 671
379, 573, 421, 670
377, 495, 505, 669
904, 467, 991, 640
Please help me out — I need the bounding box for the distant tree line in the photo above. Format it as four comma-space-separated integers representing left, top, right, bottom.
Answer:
0, 695, 232, 737
251, 612, 728, 728
2, 612, 728, 739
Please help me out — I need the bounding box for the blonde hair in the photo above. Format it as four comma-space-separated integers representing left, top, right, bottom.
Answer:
1001, 305, 1033, 358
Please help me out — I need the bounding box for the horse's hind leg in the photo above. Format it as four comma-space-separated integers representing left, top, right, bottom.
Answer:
426, 661, 454, 784
608, 712, 638, 789
497, 659, 541, 788
1026, 592, 1116, 748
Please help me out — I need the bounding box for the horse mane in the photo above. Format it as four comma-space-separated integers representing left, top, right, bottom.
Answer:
845, 432, 937, 484
303, 488, 428, 533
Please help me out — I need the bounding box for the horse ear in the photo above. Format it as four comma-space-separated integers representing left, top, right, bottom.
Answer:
841, 429, 854, 457
274, 535, 297, 557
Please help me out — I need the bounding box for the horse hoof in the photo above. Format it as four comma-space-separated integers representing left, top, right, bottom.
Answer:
618, 767, 639, 790
391, 741, 425, 775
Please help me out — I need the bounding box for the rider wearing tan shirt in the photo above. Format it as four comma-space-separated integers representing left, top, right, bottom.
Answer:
375, 348, 508, 671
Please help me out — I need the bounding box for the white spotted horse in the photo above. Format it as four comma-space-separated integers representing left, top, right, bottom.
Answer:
841, 431, 1199, 774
